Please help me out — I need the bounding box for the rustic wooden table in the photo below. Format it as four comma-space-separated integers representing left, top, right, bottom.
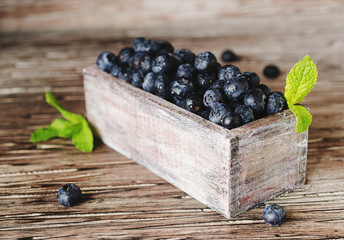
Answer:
1, 1, 344, 239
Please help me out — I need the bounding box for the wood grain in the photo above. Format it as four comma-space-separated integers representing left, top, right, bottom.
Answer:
1, 0, 344, 239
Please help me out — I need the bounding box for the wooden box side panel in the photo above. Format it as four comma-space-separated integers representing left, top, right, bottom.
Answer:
229, 112, 308, 217
83, 66, 232, 217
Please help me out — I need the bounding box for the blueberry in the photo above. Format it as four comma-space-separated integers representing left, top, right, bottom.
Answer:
257, 84, 271, 96
118, 68, 130, 82
221, 111, 242, 129
238, 72, 260, 88
263, 204, 286, 226
158, 41, 174, 54
172, 96, 185, 108
196, 71, 217, 91
263, 64, 280, 79
130, 69, 145, 88
154, 74, 171, 100
266, 91, 287, 115
183, 93, 203, 113
118, 47, 134, 65
57, 183, 82, 207
140, 54, 153, 74
175, 48, 196, 65
176, 63, 196, 84
132, 37, 146, 52
131, 52, 146, 70
209, 79, 226, 89
172, 53, 184, 66
152, 54, 176, 74
170, 79, 194, 100
197, 109, 210, 119
110, 63, 122, 78
223, 77, 249, 102
218, 64, 241, 81
133, 38, 160, 55
209, 103, 230, 124
194, 51, 217, 71
96, 51, 117, 72
142, 39, 161, 55
221, 50, 238, 62
234, 105, 255, 124
214, 62, 222, 74
142, 72, 156, 93
244, 88, 267, 115
203, 88, 225, 109
228, 101, 242, 111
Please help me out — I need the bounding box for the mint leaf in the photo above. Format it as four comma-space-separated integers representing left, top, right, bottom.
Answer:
285, 55, 318, 104
289, 104, 312, 133
31, 92, 94, 152
30, 126, 59, 143
45, 92, 83, 123
284, 55, 318, 133
50, 118, 80, 138
72, 119, 93, 153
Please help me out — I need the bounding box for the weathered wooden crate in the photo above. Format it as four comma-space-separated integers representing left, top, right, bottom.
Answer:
83, 65, 308, 218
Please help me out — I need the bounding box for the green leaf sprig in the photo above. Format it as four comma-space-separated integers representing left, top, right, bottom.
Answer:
284, 55, 318, 133
30, 92, 94, 152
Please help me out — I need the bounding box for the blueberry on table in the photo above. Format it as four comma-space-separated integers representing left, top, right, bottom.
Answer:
57, 183, 82, 207
175, 48, 196, 65
234, 105, 255, 124
218, 64, 241, 81
221, 49, 238, 62
194, 51, 217, 71
221, 111, 242, 129
266, 91, 287, 115
244, 87, 267, 115
263, 64, 280, 79
96, 51, 117, 73
223, 77, 249, 102
263, 204, 286, 226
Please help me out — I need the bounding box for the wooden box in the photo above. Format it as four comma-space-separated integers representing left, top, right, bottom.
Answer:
83, 66, 308, 218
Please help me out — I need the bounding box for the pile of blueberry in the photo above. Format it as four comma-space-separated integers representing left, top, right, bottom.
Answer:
96, 37, 287, 130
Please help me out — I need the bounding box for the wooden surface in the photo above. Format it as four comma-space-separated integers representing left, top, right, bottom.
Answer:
1, 0, 344, 239
84, 66, 308, 218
